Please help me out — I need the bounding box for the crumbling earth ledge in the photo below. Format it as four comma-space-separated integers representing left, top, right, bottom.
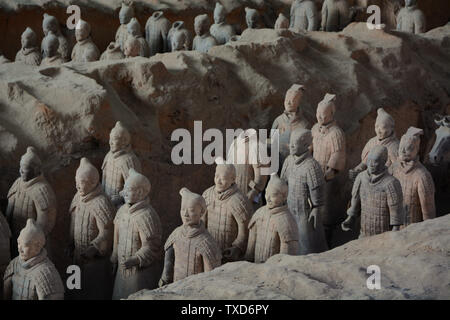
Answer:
130, 214, 450, 300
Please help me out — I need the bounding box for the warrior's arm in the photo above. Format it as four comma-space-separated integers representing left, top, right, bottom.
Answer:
347, 175, 362, 218
244, 225, 256, 262
321, 1, 328, 30
231, 215, 249, 253
160, 246, 175, 284
91, 216, 114, 256
418, 175, 436, 220
306, 5, 319, 31
415, 12, 426, 34
35, 204, 56, 237
135, 223, 161, 268
387, 180, 404, 226
3, 273, 12, 299
110, 220, 119, 264
280, 240, 299, 256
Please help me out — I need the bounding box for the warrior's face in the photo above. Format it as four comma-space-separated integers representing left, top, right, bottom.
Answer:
124, 38, 140, 57
75, 25, 90, 42
316, 104, 334, 126
76, 176, 97, 196
180, 199, 202, 226
214, 166, 235, 192
43, 20, 58, 36
195, 18, 208, 36
122, 184, 144, 205
20, 162, 38, 182
375, 121, 393, 140
367, 152, 385, 175
289, 131, 311, 156
214, 9, 225, 24
265, 187, 285, 209
18, 238, 41, 261
21, 34, 34, 49
109, 134, 127, 153
399, 138, 418, 162
284, 90, 302, 113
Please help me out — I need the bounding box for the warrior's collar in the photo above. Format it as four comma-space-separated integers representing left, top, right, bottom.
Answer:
318, 120, 336, 134
21, 248, 47, 270
400, 158, 418, 174
79, 183, 102, 203
112, 145, 132, 159
367, 168, 387, 184
77, 37, 92, 46
22, 174, 44, 189
22, 47, 38, 56
127, 197, 150, 214
47, 54, 62, 63
214, 183, 238, 201
268, 205, 288, 215
294, 151, 310, 165
377, 133, 396, 144
181, 221, 206, 238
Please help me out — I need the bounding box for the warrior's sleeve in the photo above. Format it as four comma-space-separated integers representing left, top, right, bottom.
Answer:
69, 194, 78, 244
161, 19, 171, 53
386, 178, 404, 226
271, 117, 280, 130
121, 153, 142, 181
6, 179, 20, 222
230, 195, 253, 252
278, 213, 299, 255
347, 173, 362, 217
200, 234, 222, 272
396, 9, 404, 30
34, 263, 64, 300
91, 196, 115, 256
245, 208, 263, 262
321, 0, 328, 30
110, 208, 122, 264
327, 128, 346, 172
32, 182, 57, 236
306, 2, 319, 31
415, 11, 426, 34
417, 170, 436, 221
280, 155, 292, 182
306, 160, 325, 207
134, 209, 163, 268
361, 138, 374, 164
201, 188, 214, 228
3, 258, 17, 299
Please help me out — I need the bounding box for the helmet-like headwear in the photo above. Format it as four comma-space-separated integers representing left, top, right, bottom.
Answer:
127, 17, 142, 37
18, 218, 46, 249
267, 173, 288, 198
195, 14, 210, 34
215, 156, 236, 180
22, 27, 37, 45
76, 19, 91, 34
290, 128, 313, 146
376, 108, 395, 128
317, 93, 337, 115
179, 187, 207, 215
110, 121, 131, 144
400, 126, 423, 151
120, 1, 135, 23
20, 146, 42, 169
368, 145, 388, 165
76, 157, 99, 184
43, 13, 59, 34
124, 168, 151, 195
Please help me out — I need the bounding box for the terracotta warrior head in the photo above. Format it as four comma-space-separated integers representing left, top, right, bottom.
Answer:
124, 37, 141, 57
127, 17, 142, 37
18, 219, 46, 261
179, 187, 206, 227
399, 127, 423, 162
119, 1, 135, 25
42, 32, 59, 58
110, 121, 131, 153
316, 93, 336, 126
284, 84, 305, 113
405, 0, 417, 8
367, 145, 388, 175
20, 147, 42, 182
76, 157, 99, 196
195, 14, 211, 36
21, 27, 38, 49
42, 14, 60, 36
75, 19, 91, 42
122, 168, 151, 205
214, 2, 226, 24
289, 128, 312, 156
375, 108, 395, 140
245, 7, 259, 29
214, 157, 236, 192
275, 13, 289, 30
265, 173, 288, 209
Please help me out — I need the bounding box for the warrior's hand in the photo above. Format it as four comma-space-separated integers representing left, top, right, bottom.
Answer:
122, 256, 140, 269
223, 246, 241, 261
308, 208, 319, 230
81, 245, 98, 260
341, 215, 354, 232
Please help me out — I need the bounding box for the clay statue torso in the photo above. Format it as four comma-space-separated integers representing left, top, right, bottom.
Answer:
4, 250, 64, 300
15, 48, 41, 66
290, 0, 319, 31
193, 34, 217, 53
116, 24, 129, 51
247, 205, 299, 263
311, 121, 346, 173
353, 170, 404, 237
210, 23, 235, 45
0, 212, 11, 276
397, 6, 426, 34
100, 43, 125, 61
165, 223, 221, 282
145, 13, 171, 55
321, 0, 350, 32
7, 175, 57, 240
391, 160, 435, 225
202, 184, 252, 252
41, 33, 69, 62
71, 38, 100, 62
362, 136, 399, 168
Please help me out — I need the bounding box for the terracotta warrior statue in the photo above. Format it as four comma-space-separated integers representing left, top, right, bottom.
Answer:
127, 18, 150, 57
40, 32, 64, 67
245, 174, 299, 263
311, 93, 346, 247
124, 37, 142, 58
3, 219, 64, 300
397, 0, 426, 34
210, 2, 236, 45
193, 14, 218, 53
159, 188, 221, 286
145, 11, 171, 56
167, 21, 192, 52
116, 1, 135, 51
0, 211, 11, 299
272, 84, 311, 166
245, 7, 260, 30
171, 31, 188, 52
275, 13, 290, 30
71, 19, 100, 62
6, 147, 57, 256
349, 108, 399, 181
290, 0, 319, 31
100, 42, 125, 61
321, 0, 351, 32
281, 128, 328, 255
41, 13, 70, 61
67, 158, 115, 299
102, 121, 141, 207
202, 159, 253, 263
391, 127, 435, 225
227, 129, 268, 209
342, 145, 404, 237
15, 27, 41, 66
111, 169, 162, 299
